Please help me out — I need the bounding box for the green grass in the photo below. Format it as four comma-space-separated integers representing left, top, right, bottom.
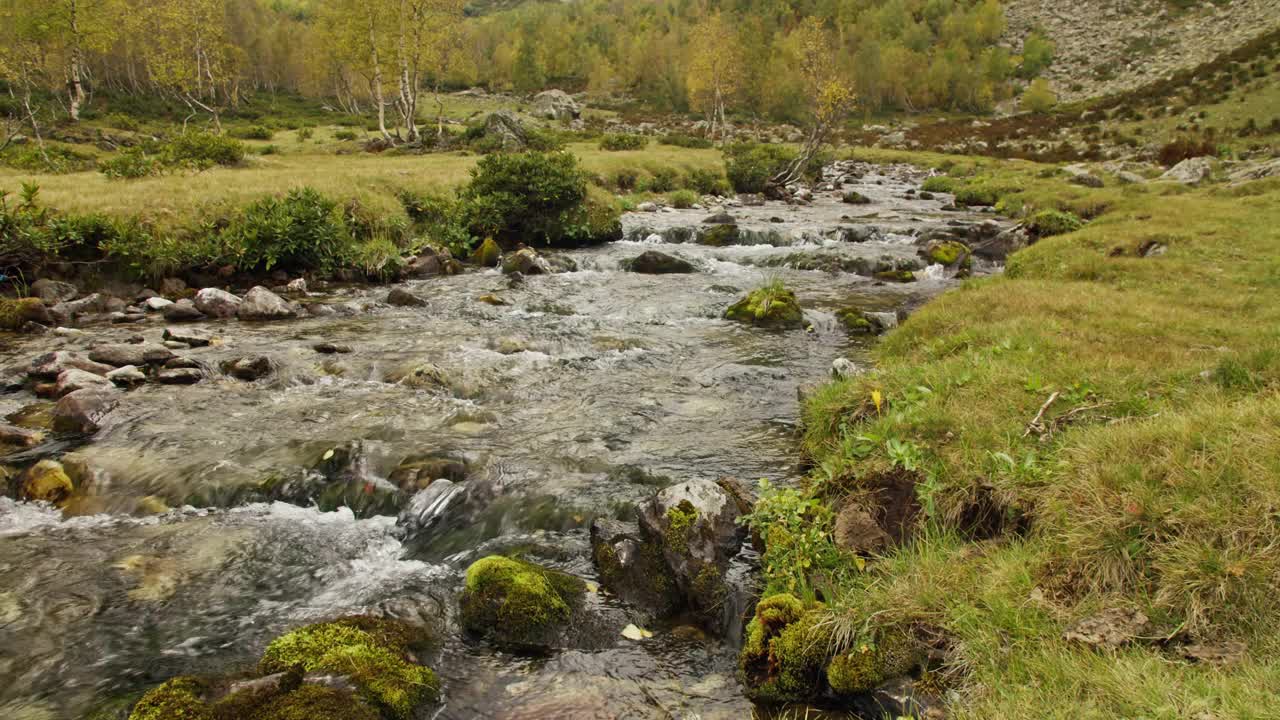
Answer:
762, 152, 1280, 718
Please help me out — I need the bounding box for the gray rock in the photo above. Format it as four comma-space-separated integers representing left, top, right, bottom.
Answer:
54, 293, 106, 320
532, 89, 581, 122
638, 479, 745, 621
635, 202, 659, 213
386, 287, 428, 307
194, 288, 242, 318
622, 250, 697, 274
831, 357, 862, 379
162, 327, 213, 347
162, 299, 205, 322
501, 248, 551, 276
88, 343, 174, 367
31, 279, 78, 304
285, 278, 308, 293
106, 365, 147, 387
313, 342, 353, 354
109, 312, 146, 324
55, 368, 113, 397
1116, 170, 1146, 185
28, 351, 113, 380
159, 277, 187, 297
52, 388, 119, 434
1160, 156, 1214, 185
863, 311, 899, 333
589, 518, 681, 617
156, 367, 204, 384
221, 356, 274, 381
703, 212, 735, 225
483, 110, 528, 150
103, 296, 128, 313
237, 286, 296, 320
164, 356, 202, 370
0, 423, 43, 448
143, 297, 174, 312
396, 480, 465, 540
162, 341, 188, 350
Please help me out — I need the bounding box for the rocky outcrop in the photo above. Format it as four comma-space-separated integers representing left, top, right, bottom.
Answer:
532, 89, 581, 122
1159, 156, 1214, 185
483, 111, 528, 151
89, 343, 174, 367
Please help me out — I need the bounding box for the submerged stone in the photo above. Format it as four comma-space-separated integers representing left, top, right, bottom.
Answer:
622, 250, 698, 274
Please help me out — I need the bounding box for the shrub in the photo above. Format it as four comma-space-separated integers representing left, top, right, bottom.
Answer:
232, 125, 274, 140
526, 128, 567, 151
724, 143, 796, 193
920, 176, 956, 193
221, 188, 352, 272
99, 148, 159, 179
259, 144, 280, 155
685, 167, 731, 196
1022, 78, 1057, 114
2, 144, 95, 174
609, 167, 641, 191
1026, 209, 1084, 237
296, 127, 315, 142
163, 131, 246, 168
460, 151, 614, 247
398, 190, 470, 256
659, 134, 714, 149
334, 129, 359, 141
104, 113, 140, 132
669, 189, 699, 209
600, 133, 648, 151
1158, 134, 1218, 167
648, 166, 680, 193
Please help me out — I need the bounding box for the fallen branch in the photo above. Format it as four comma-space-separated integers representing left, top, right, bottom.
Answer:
1023, 391, 1060, 438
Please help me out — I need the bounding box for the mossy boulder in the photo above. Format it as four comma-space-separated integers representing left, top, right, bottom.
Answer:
0, 297, 52, 331
127, 676, 212, 720
873, 269, 916, 283
836, 308, 875, 334
921, 240, 972, 270
1026, 209, 1084, 238
250, 685, 380, 720
470, 237, 502, 267
459, 556, 586, 649
697, 224, 740, 247
637, 479, 746, 626
590, 518, 681, 618
258, 617, 438, 719
826, 630, 922, 696
17, 459, 75, 504
739, 595, 834, 704
724, 283, 805, 330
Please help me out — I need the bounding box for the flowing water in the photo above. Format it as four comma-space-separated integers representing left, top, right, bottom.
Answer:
0, 164, 1004, 719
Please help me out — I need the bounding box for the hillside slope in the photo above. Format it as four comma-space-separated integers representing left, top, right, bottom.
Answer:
1004, 0, 1280, 101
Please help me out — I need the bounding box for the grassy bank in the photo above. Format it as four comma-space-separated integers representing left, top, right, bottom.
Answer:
747, 156, 1280, 717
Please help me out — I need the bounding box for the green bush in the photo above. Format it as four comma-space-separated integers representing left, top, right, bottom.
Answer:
259, 144, 280, 155
459, 151, 617, 247
647, 166, 680, 193
600, 133, 648, 151
296, 127, 315, 142
334, 129, 359, 141
724, 143, 796, 193
1, 144, 95, 174
398, 190, 471, 256
99, 148, 159, 179
1026, 209, 1084, 237
221, 188, 352, 272
231, 125, 274, 140
104, 113, 141, 132
669, 189, 699, 209
659, 134, 714, 149
163, 132, 246, 168
921, 176, 957, 193
685, 167, 731, 196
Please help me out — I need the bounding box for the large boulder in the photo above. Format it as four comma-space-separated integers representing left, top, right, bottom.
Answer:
31, 279, 79, 305
194, 288, 242, 318
238, 286, 296, 320
55, 368, 113, 397
1160, 156, 1214, 185
590, 518, 681, 618
622, 250, 698, 274
52, 388, 118, 434
483, 111, 528, 151
162, 299, 205, 322
469, 237, 502, 268
532, 89, 581, 122
0, 298, 53, 330
501, 248, 551, 276
459, 556, 587, 650
638, 479, 746, 620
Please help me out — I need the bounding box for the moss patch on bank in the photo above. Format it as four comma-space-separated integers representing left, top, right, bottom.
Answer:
743, 154, 1280, 717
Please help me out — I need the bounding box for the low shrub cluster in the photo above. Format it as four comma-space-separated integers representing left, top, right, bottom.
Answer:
99, 132, 246, 179
599, 133, 649, 151
659, 134, 714, 149
724, 143, 796, 193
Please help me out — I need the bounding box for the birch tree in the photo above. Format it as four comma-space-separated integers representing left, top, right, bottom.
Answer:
685, 11, 742, 141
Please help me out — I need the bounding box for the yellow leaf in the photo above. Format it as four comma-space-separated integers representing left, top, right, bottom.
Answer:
871, 390, 883, 414
621, 624, 653, 640
854, 556, 866, 572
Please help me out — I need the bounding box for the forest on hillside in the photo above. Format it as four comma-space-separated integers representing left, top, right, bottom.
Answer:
0, 0, 1054, 133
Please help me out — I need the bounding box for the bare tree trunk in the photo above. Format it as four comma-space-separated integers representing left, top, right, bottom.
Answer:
20, 83, 50, 164
434, 80, 445, 138
368, 18, 393, 142
67, 0, 87, 121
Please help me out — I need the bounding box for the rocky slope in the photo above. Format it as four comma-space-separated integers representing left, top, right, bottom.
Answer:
1004, 0, 1280, 101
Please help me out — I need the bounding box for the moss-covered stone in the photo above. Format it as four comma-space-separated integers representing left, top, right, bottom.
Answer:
127, 676, 212, 720
826, 630, 922, 695
663, 500, 698, 556
739, 595, 834, 704
724, 282, 805, 330
470, 237, 502, 267
1027, 209, 1084, 237
836, 308, 874, 334
259, 617, 438, 719
842, 191, 872, 205
698, 224, 740, 247
252, 685, 380, 720
926, 241, 971, 268
17, 459, 75, 504
0, 298, 49, 331
460, 555, 586, 648
873, 269, 917, 283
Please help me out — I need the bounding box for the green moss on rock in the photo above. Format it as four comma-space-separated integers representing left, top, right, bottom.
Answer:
663, 500, 698, 556
18, 459, 75, 504
826, 630, 922, 695
836, 308, 874, 334
698, 224, 740, 247
874, 269, 917, 283
252, 685, 380, 720
925, 241, 972, 269
842, 191, 871, 205
470, 237, 502, 267
1027, 209, 1084, 237
724, 282, 805, 329
127, 676, 211, 720
739, 595, 834, 704
460, 555, 586, 648
0, 298, 48, 331
259, 617, 438, 719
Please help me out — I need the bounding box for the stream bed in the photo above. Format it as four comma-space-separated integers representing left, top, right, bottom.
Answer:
0, 163, 1007, 719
